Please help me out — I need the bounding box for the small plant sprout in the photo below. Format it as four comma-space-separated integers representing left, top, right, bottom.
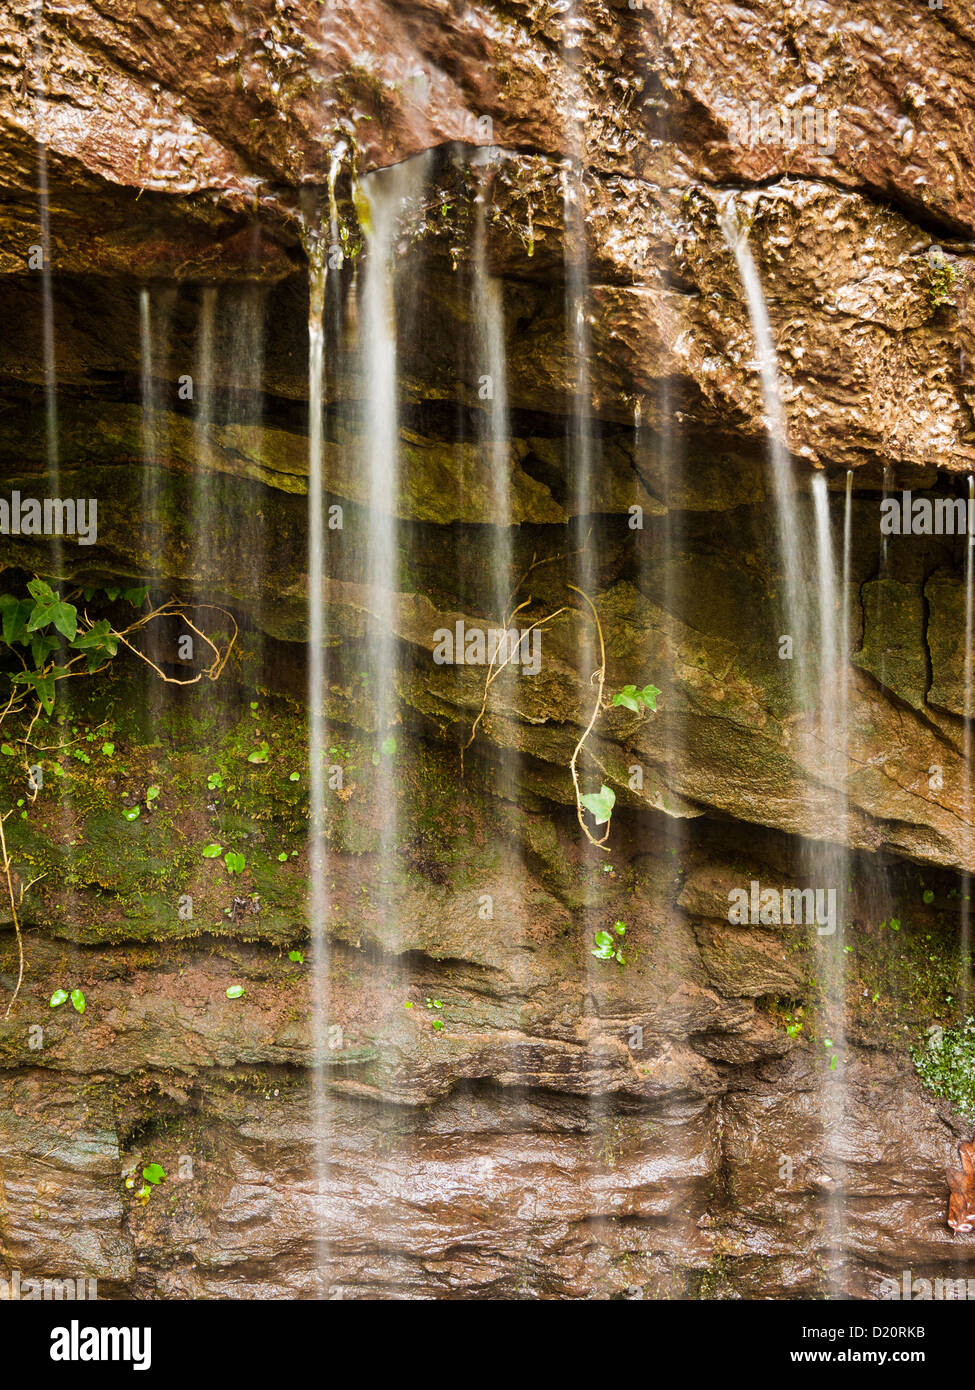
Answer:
145, 785, 160, 804
247, 741, 270, 764
592, 920, 628, 966
122, 804, 141, 822
580, 784, 615, 828
226, 985, 245, 999
224, 851, 246, 876
207, 771, 223, 791
288, 949, 304, 964
202, 843, 223, 859
611, 683, 660, 714
49, 989, 68, 1008
70, 988, 85, 1014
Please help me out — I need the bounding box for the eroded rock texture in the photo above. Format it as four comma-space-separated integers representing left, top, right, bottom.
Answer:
1, 0, 975, 1299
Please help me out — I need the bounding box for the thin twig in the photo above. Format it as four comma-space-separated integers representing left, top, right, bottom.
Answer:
567, 583, 611, 851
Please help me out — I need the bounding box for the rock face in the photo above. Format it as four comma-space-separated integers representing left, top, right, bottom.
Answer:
1, 0, 975, 1300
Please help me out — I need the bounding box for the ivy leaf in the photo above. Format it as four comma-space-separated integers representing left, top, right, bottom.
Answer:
72, 620, 119, 672
26, 578, 54, 604
612, 684, 641, 713
580, 784, 615, 826
27, 592, 77, 640
0, 595, 31, 645
30, 633, 59, 670
123, 586, 149, 608
11, 667, 58, 716
640, 683, 661, 711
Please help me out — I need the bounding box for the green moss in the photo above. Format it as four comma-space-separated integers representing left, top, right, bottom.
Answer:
913, 1016, 975, 1119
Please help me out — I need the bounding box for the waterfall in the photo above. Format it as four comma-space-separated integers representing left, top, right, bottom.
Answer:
963, 476, 974, 1013
306, 235, 331, 1285
718, 199, 809, 685
359, 161, 419, 818
472, 177, 512, 628
721, 196, 849, 1292
192, 288, 217, 591
139, 287, 175, 584
31, 0, 58, 523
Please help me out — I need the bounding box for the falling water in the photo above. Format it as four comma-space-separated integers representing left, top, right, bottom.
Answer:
31, 0, 58, 517
472, 178, 513, 627
962, 476, 974, 1013
191, 288, 217, 591
305, 234, 330, 1286
139, 287, 175, 582
139, 289, 156, 560
359, 160, 427, 820
718, 199, 809, 681
811, 473, 848, 1288
721, 198, 849, 1293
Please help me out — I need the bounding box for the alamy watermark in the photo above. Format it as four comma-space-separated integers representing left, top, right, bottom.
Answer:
0, 493, 97, 545
880, 1270, 975, 1300
0, 1267, 97, 1300
728, 879, 837, 935
729, 102, 839, 156
432, 621, 541, 676
880, 490, 975, 537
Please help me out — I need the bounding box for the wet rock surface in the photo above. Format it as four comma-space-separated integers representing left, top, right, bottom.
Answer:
1, 0, 975, 1300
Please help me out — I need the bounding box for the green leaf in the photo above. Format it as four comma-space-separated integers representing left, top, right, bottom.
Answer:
288, 950, 304, 964
123, 586, 149, 608
247, 742, 269, 764
26, 578, 54, 604
142, 1163, 166, 1185
122, 805, 141, 821
431, 1018, 444, 1032
613, 920, 627, 936
611, 684, 641, 713
380, 735, 398, 757
226, 985, 245, 999
580, 784, 615, 826
224, 851, 246, 875
145, 785, 160, 803
70, 988, 85, 1014
72, 620, 119, 672
30, 633, 59, 669
0, 744, 14, 756
49, 989, 68, 1008
640, 684, 661, 711
202, 843, 223, 859
101, 741, 115, 756
12, 668, 57, 716
0, 595, 31, 646
277, 851, 288, 862
289, 771, 300, 782
922, 889, 934, 905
